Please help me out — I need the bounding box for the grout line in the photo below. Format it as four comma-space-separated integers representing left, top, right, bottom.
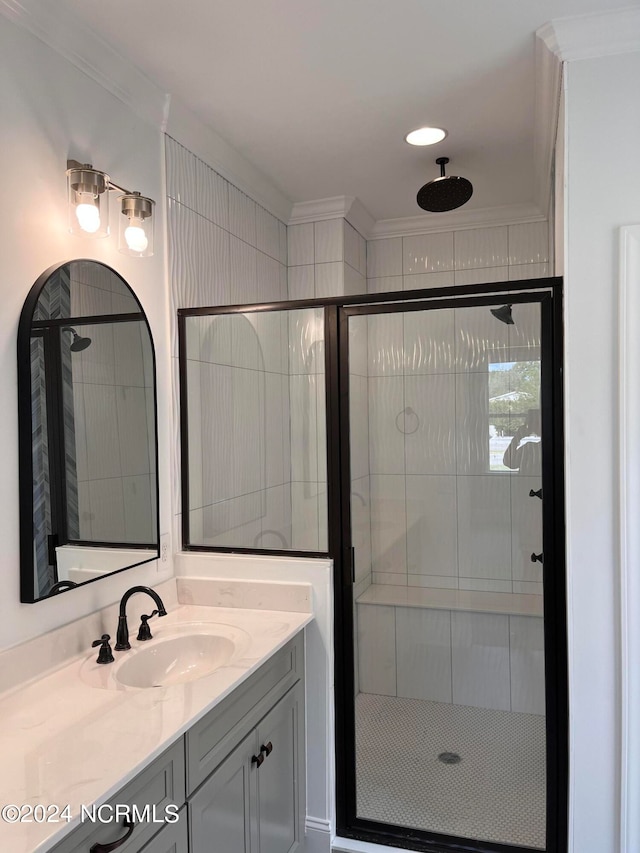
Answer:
453, 305, 460, 591
402, 310, 408, 587
393, 602, 398, 697
449, 606, 454, 703
167, 196, 285, 263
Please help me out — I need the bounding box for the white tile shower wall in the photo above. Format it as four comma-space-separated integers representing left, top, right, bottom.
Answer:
184, 314, 292, 550
367, 223, 548, 291
350, 315, 372, 599
71, 318, 155, 544
288, 218, 366, 299
357, 603, 545, 714
363, 226, 546, 594
288, 306, 327, 550
287, 218, 366, 549
167, 138, 290, 550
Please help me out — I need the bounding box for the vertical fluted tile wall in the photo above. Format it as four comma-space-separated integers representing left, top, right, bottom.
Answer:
166, 137, 290, 550
288, 307, 328, 551
362, 222, 548, 594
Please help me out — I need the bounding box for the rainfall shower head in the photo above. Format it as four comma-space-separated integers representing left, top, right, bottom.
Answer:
416, 157, 473, 212
490, 304, 514, 325
62, 326, 92, 352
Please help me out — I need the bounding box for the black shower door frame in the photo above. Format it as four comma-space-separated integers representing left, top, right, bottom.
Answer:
329, 279, 567, 853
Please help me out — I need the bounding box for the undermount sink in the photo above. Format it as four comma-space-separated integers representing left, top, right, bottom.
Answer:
81, 621, 251, 690
116, 633, 236, 688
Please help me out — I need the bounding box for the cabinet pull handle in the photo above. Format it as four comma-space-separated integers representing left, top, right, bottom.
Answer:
252, 752, 265, 768
531, 552, 543, 563
261, 741, 273, 757
90, 819, 135, 852
529, 488, 543, 500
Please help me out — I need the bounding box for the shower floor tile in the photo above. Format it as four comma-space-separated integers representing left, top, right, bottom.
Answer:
355, 692, 546, 849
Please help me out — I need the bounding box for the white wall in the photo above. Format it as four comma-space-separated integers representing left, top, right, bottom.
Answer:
0, 15, 173, 650
563, 50, 640, 853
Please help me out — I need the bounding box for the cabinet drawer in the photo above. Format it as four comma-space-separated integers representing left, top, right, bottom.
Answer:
186, 632, 303, 795
49, 740, 186, 853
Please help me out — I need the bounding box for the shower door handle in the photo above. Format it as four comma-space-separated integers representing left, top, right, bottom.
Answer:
529, 488, 542, 500
531, 552, 543, 563
344, 546, 356, 584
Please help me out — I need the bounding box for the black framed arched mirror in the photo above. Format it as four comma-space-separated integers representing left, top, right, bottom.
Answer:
18, 260, 159, 602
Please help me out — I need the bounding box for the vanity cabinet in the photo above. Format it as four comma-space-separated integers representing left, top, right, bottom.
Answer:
190, 685, 302, 853
48, 633, 304, 853
48, 740, 185, 853
139, 809, 188, 853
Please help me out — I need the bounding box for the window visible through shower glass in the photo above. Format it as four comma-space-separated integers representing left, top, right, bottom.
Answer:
182, 307, 327, 552
350, 299, 546, 849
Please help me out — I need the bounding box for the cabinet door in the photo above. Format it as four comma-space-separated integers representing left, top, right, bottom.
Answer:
189, 732, 258, 853
139, 808, 188, 853
255, 686, 303, 853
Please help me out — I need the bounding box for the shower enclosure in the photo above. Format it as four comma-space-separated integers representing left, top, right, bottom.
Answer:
179, 278, 566, 853
336, 283, 566, 853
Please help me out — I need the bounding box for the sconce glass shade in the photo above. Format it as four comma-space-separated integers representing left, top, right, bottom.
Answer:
118, 193, 154, 257
66, 166, 109, 238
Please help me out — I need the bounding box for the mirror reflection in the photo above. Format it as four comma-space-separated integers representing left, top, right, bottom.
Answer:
181, 307, 328, 553
19, 261, 159, 602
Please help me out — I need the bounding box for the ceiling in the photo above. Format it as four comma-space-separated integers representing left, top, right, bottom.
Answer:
63, 0, 632, 222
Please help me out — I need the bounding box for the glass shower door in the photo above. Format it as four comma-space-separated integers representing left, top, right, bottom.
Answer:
345, 296, 550, 850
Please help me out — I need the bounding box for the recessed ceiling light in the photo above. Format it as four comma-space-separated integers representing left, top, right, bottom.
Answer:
405, 127, 447, 146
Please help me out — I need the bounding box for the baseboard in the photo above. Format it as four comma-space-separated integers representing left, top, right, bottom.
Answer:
332, 838, 404, 853
305, 816, 332, 853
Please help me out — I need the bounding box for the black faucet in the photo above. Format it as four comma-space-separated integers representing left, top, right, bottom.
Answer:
49, 580, 78, 595
114, 586, 167, 651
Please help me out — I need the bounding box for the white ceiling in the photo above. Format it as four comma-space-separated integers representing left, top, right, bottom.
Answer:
63, 0, 632, 222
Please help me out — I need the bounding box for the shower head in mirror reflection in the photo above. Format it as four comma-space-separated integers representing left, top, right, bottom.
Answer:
61, 326, 92, 352
490, 304, 514, 325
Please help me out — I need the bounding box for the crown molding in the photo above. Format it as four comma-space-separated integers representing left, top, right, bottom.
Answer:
344, 196, 376, 240
289, 196, 355, 224
0, 0, 168, 128
369, 201, 545, 240
289, 195, 376, 239
538, 7, 640, 62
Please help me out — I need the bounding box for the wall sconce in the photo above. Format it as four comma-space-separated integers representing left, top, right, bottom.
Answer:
66, 160, 155, 257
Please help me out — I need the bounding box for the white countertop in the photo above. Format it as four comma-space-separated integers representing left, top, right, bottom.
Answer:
0, 604, 312, 853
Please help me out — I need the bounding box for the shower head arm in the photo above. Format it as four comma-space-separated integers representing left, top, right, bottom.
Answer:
436, 157, 449, 177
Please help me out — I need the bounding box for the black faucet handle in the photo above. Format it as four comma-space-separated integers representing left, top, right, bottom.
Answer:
137, 610, 159, 641
91, 634, 115, 665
